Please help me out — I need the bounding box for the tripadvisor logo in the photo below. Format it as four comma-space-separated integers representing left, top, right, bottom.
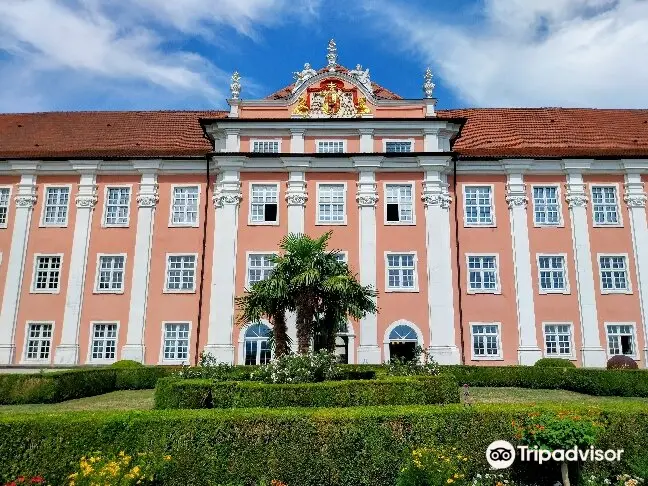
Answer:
486, 441, 623, 468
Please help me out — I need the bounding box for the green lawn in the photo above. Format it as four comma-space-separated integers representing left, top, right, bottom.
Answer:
1, 387, 648, 413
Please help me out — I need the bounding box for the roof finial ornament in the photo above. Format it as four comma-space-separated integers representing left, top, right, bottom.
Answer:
326, 39, 337, 72
230, 71, 241, 99
423, 67, 435, 99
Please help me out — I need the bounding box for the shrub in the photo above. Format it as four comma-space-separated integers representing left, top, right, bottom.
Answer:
607, 355, 639, 370
114, 366, 173, 390
110, 360, 144, 368
67, 451, 172, 485
387, 346, 440, 377
250, 351, 340, 383
155, 375, 459, 409
396, 445, 469, 486
1, 405, 647, 486
534, 358, 576, 368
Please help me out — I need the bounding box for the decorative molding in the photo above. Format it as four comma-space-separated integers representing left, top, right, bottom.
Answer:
422, 193, 452, 209
506, 194, 529, 209
75, 194, 98, 208
356, 193, 379, 207
625, 194, 648, 208
230, 71, 241, 100
326, 39, 337, 71
14, 195, 37, 208
423, 67, 435, 99
213, 191, 243, 208
136, 194, 158, 208
292, 63, 317, 93
285, 193, 308, 206
565, 193, 588, 208
348, 64, 373, 94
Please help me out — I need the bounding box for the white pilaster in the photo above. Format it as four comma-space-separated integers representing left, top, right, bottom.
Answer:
225, 128, 240, 152
121, 162, 160, 362
505, 167, 542, 365
354, 157, 381, 363
0, 164, 38, 364
423, 128, 441, 152
204, 165, 243, 363
564, 162, 606, 367
290, 128, 305, 154
54, 163, 99, 364
359, 128, 374, 153
421, 164, 460, 364
623, 168, 648, 366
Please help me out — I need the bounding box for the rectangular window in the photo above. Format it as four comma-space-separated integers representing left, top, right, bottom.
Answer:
592, 186, 620, 225
333, 252, 347, 263
599, 255, 630, 292
317, 141, 345, 153
0, 187, 10, 227
385, 184, 414, 223
252, 140, 280, 153
464, 186, 494, 225
544, 324, 573, 357
104, 187, 131, 226
43, 186, 70, 225
606, 324, 636, 357
385, 141, 412, 153
467, 255, 499, 292
386, 253, 416, 290
32, 255, 62, 292
96, 255, 125, 292
471, 324, 501, 359
165, 255, 196, 291
91, 323, 117, 361
247, 254, 275, 286
317, 184, 346, 224
171, 186, 199, 226
533, 186, 560, 226
250, 184, 278, 223
163, 322, 190, 361
538, 255, 567, 293
25, 322, 53, 360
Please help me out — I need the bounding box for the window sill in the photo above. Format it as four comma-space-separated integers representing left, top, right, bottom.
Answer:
593, 223, 623, 228
93, 289, 125, 295
39, 223, 69, 228
533, 223, 565, 229
88, 359, 117, 365
30, 289, 61, 295
384, 221, 416, 226
101, 223, 130, 229
163, 289, 197, 294
248, 221, 280, 226
601, 289, 632, 295
384, 288, 419, 293
21, 358, 51, 365
168, 223, 200, 228
159, 359, 190, 365
315, 221, 347, 226
471, 356, 503, 361
463, 223, 496, 228
545, 354, 576, 360
539, 289, 571, 295
467, 289, 502, 295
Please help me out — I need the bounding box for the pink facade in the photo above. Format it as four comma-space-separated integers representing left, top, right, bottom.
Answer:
1, 50, 648, 368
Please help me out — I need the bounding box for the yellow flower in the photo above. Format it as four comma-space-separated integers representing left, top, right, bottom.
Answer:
164, 455, 172, 461
447, 479, 454, 484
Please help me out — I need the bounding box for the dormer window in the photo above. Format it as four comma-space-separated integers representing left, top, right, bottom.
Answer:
317, 140, 345, 153
252, 140, 280, 153
385, 141, 412, 153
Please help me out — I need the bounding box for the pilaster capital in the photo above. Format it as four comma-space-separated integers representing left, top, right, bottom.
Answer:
358, 128, 374, 135
625, 193, 648, 208
505, 182, 528, 209
285, 193, 308, 206
422, 193, 452, 209
75, 194, 98, 208
14, 195, 37, 208
132, 159, 162, 174
213, 191, 243, 208
289, 128, 306, 136
565, 192, 588, 208
356, 193, 379, 207
136, 193, 159, 208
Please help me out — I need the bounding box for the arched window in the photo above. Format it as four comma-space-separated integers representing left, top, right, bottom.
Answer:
244, 323, 271, 365
388, 324, 418, 362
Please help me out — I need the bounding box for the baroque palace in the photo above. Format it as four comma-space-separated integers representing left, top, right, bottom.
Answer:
0, 41, 647, 368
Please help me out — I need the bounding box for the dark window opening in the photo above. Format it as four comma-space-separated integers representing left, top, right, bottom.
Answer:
621, 335, 633, 355
264, 204, 278, 222
335, 336, 349, 364
389, 342, 416, 362
386, 203, 400, 222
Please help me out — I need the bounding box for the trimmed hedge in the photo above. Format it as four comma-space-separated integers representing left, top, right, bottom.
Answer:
1, 404, 647, 485
154, 375, 459, 409
441, 365, 648, 397
534, 358, 576, 368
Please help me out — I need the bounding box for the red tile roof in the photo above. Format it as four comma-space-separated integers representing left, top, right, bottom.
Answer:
1, 108, 647, 160
266, 65, 402, 101
440, 108, 648, 158
0, 110, 226, 159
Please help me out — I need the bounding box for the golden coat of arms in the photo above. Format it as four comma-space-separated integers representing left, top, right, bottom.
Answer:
292, 79, 371, 118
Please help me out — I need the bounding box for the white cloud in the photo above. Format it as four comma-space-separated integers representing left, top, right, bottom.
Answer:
363, 0, 648, 108
0, 0, 321, 112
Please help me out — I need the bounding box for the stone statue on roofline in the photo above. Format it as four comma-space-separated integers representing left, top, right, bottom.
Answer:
349, 63, 373, 94
292, 63, 318, 93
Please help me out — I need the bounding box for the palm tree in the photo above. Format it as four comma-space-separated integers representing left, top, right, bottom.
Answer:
235, 263, 291, 357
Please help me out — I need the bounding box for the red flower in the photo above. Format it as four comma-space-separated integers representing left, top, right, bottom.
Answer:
5, 482, 17, 486
30, 478, 44, 484
16, 479, 25, 484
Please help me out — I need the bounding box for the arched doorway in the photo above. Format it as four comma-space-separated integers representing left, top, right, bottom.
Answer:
243, 323, 272, 365
385, 323, 421, 362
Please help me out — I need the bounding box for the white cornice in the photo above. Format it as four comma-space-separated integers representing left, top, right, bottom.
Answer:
206, 119, 461, 134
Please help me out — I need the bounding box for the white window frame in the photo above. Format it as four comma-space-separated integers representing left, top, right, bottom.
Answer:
87, 321, 119, 364
316, 140, 346, 153
590, 183, 623, 227
168, 184, 201, 228
93, 253, 127, 294
384, 182, 416, 225
542, 322, 575, 359
531, 184, 563, 227
246, 251, 278, 288
597, 253, 632, 294
466, 253, 501, 294
0, 185, 12, 229
316, 182, 347, 225
40, 184, 72, 227
159, 321, 192, 364
248, 182, 280, 226
384, 251, 419, 292
22, 321, 55, 364
332, 251, 348, 264
250, 139, 281, 153
463, 184, 496, 227
536, 253, 570, 294
470, 322, 503, 360
101, 185, 132, 228
605, 322, 638, 360
163, 253, 198, 293
30, 253, 64, 294
383, 139, 414, 153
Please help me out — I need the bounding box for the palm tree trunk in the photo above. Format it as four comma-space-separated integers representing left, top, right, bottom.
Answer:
560, 461, 570, 486
296, 296, 315, 354
272, 309, 289, 357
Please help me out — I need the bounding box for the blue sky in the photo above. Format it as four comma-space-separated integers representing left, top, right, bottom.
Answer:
1, 0, 647, 112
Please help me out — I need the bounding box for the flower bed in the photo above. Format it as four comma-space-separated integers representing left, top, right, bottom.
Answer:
153, 375, 459, 409
0, 404, 647, 485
